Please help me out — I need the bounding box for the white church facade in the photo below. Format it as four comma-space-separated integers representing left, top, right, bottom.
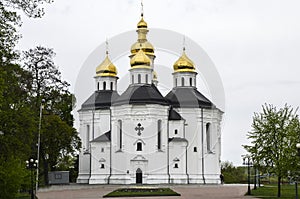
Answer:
77, 13, 223, 185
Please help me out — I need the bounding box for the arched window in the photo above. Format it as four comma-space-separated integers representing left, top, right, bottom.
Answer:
157, 120, 162, 150
145, 74, 148, 84
138, 74, 141, 84
175, 78, 177, 87
132, 75, 134, 84
181, 77, 184, 86
137, 142, 142, 151
174, 129, 178, 135
206, 123, 211, 152
174, 163, 178, 168
194, 147, 197, 152
117, 120, 122, 150
97, 82, 100, 90
103, 82, 106, 90
110, 82, 113, 90
190, 77, 193, 86
100, 164, 105, 169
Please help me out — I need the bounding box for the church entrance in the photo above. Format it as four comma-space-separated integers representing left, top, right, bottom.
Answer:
136, 168, 142, 184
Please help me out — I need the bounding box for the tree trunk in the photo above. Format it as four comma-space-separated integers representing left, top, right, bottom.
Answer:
277, 176, 281, 197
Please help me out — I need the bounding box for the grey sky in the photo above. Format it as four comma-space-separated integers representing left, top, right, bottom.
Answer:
16, 0, 300, 165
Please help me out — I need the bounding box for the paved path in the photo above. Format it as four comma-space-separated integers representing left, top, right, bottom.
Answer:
37, 184, 259, 199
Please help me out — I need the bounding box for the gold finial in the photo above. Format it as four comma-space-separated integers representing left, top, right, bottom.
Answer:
183, 35, 186, 52
105, 38, 109, 55
141, 0, 144, 17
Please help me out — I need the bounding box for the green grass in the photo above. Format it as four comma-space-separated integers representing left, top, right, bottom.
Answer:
103, 187, 181, 197
251, 184, 298, 199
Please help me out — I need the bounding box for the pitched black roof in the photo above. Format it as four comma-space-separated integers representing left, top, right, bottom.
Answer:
165, 87, 213, 108
80, 90, 120, 110
91, 131, 111, 142
113, 84, 169, 106
168, 108, 183, 120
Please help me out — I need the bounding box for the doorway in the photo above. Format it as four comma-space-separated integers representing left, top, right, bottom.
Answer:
136, 168, 142, 184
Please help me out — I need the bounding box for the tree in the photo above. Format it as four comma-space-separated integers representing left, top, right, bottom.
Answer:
221, 161, 246, 183
244, 104, 300, 197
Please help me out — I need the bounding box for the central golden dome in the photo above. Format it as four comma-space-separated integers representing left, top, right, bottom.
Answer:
96, 55, 117, 77
173, 51, 196, 72
130, 48, 151, 68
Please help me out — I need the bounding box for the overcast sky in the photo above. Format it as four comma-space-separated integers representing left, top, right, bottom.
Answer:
16, 0, 300, 165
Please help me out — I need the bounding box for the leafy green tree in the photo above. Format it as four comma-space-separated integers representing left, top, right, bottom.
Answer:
221, 161, 246, 183
244, 104, 300, 197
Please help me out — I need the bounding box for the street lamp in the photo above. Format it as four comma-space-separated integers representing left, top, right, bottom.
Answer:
242, 155, 253, 195
26, 158, 38, 199
36, 99, 44, 191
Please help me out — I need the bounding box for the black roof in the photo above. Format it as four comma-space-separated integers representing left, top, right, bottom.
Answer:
91, 131, 111, 142
113, 84, 169, 106
168, 108, 183, 120
165, 87, 213, 108
80, 90, 120, 111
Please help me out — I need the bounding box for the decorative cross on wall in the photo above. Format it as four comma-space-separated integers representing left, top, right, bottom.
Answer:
135, 123, 144, 136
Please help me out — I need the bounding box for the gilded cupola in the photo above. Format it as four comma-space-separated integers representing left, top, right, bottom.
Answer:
173, 49, 196, 73
130, 14, 155, 56
96, 53, 118, 77
130, 48, 151, 68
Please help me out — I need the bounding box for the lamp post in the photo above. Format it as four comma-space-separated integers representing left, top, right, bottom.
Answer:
296, 143, 300, 199
26, 158, 38, 199
243, 155, 253, 195
36, 100, 44, 191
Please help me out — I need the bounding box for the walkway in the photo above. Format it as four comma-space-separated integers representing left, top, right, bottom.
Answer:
37, 184, 259, 199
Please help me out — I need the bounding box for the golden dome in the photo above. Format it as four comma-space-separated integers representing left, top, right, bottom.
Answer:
130, 48, 151, 68
96, 55, 117, 77
173, 51, 195, 72
137, 17, 147, 28
131, 41, 154, 56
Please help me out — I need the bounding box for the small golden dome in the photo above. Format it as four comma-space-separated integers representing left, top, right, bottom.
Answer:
131, 41, 154, 56
137, 17, 147, 28
173, 51, 195, 72
130, 48, 151, 68
153, 71, 158, 80
96, 55, 117, 77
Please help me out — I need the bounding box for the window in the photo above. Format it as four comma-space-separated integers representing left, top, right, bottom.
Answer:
110, 82, 113, 90
138, 74, 141, 83
181, 77, 184, 86
174, 163, 178, 168
132, 75, 134, 84
101, 148, 104, 152
194, 147, 197, 152
206, 123, 211, 152
137, 142, 142, 151
174, 129, 178, 135
175, 78, 177, 87
117, 120, 122, 150
86, 125, 90, 150
97, 82, 100, 90
190, 77, 193, 86
157, 120, 162, 150
145, 74, 148, 84
103, 81, 106, 90
100, 164, 105, 169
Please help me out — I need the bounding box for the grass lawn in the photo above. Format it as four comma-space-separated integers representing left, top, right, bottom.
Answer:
251, 184, 297, 199
103, 187, 181, 197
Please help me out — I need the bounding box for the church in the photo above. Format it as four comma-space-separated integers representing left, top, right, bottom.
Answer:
76, 11, 223, 184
